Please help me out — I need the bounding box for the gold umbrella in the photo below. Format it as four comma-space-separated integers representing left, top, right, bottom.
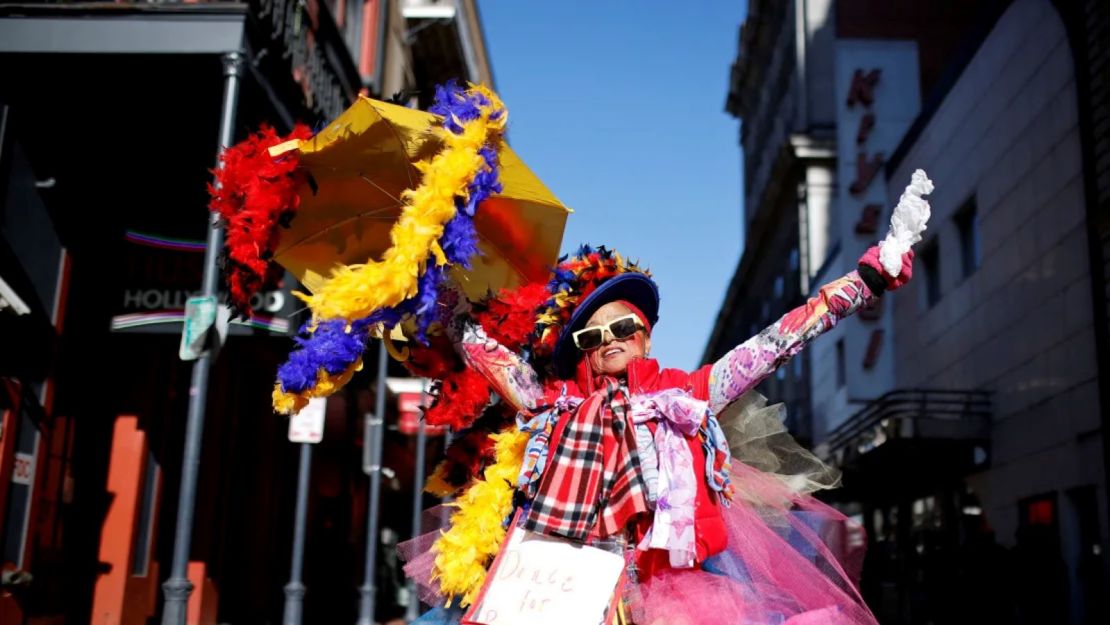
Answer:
269, 96, 570, 304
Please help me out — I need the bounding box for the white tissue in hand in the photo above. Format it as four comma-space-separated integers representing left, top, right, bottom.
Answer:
879, 169, 933, 277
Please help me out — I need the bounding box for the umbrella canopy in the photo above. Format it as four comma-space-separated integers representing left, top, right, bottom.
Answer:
271, 96, 570, 302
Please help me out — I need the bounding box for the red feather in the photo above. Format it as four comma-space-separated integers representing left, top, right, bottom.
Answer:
476, 282, 549, 350
430, 427, 499, 493
208, 124, 312, 315
404, 336, 461, 380
424, 367, 491, 430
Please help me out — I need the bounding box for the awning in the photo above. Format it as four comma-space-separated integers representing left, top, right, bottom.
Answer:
0, 3, 246, 55
821, 389, 992, 499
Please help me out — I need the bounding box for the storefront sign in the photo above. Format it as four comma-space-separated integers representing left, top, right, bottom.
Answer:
846, 68, 884, 230
836, 41, 920, 248
112, 230, 295, 335
833, 40, 920, 385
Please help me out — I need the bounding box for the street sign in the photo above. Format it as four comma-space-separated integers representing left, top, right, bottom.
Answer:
179, 296, 220, 360
288, 397, 327, 444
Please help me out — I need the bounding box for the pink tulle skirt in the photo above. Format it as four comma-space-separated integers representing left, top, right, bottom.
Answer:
401, 460, 877, 624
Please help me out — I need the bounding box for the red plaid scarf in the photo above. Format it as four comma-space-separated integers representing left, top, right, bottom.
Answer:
523, 379, 649, 540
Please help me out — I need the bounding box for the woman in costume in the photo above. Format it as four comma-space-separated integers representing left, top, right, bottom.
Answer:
216, 82, 933, 625
402, 234, 918, 625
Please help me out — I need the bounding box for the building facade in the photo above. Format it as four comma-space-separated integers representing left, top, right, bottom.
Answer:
848, 1, 1106, 621
711, 0, 1109, 622
0, 2, 491, 624
707, 0, 988, 443
704, 0, 840, 440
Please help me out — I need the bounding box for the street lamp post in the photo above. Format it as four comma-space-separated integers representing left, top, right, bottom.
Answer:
160, 50, 243, 625
357, 339, 389, 625
404, 386, 428, 623
282, 441, 313, 625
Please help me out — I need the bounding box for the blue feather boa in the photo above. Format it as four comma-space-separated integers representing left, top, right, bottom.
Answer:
276, 82, 502, 394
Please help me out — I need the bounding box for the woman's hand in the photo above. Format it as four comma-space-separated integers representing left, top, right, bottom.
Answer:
858, 245, 914, 294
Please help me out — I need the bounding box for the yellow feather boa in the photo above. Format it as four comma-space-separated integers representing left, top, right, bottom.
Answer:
431, 426, 528, 606
272, 85, 505, 413
272, 358, 363, 416
297, 85, 506, 323
423, 467, 457, 500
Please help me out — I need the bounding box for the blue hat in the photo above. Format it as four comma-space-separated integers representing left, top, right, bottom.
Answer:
533, 245, 659, 379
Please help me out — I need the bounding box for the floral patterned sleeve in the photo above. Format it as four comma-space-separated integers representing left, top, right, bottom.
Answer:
453, 318, 546, 414
707, 270, 877, 413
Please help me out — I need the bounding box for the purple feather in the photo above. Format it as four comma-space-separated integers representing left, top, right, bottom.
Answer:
441, 213, 480, 268
279, 82, 505, 396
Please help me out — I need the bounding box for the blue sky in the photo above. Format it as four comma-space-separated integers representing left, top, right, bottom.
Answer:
479, 1, 749, 369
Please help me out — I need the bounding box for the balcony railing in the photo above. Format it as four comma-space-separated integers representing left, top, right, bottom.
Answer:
0, 0, 364, 121
823, 389, 992, 468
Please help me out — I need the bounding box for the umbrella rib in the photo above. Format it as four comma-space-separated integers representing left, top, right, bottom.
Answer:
275, 206, 403, 254
376, 106, 424, 189
358, 173, 403, 204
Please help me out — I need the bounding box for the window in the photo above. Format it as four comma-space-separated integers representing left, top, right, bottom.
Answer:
835, 339, 846, 388
954, 196, 980, 278
920, 239, 941, 308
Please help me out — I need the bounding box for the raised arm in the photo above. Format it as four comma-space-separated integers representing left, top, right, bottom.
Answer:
451, 317, 546, 414
707, 248, 912, 413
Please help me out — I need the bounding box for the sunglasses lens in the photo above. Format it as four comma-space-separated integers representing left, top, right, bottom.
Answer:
575, 328, 604, 350
610, 317, 640, 340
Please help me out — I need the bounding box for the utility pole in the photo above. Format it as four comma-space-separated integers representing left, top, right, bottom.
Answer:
160, 50, 243, 625
357, 339, 388, 625
282, 442, 313, 625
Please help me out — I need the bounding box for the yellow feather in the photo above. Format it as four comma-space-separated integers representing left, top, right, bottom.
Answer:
272, 360, 363, 415
301, 93, 507, 323
275, 87, 508, 413
429, 426, 527, 606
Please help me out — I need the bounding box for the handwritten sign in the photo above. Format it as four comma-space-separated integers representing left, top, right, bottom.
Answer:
464, 525, 625, 625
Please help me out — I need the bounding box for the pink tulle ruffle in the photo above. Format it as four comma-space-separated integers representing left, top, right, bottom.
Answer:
398, 505, 454, 606
400, 462, 877, 624
628, 461, 875, 624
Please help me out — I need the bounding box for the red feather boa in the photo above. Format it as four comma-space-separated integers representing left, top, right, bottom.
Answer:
404, 281, 550, 491
424, 367, 492, 430
473, 282, 550, 351
208, 124, 312, 314
425, 418, 500, 496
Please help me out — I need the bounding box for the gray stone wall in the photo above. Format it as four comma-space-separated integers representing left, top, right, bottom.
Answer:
887, 0, 1102, 546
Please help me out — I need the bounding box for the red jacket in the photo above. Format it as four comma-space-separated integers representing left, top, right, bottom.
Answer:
544, 357, 727, 579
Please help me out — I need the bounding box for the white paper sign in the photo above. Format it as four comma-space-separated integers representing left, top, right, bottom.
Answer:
288, 397, 327, 443
465, 527, 625, 625
12, 452, 35, 486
